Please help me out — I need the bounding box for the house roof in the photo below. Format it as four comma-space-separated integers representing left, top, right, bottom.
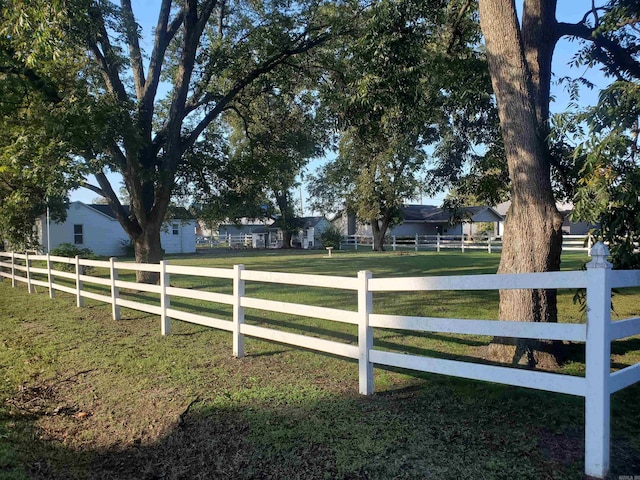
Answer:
402, 204, 503, 223
87, 203, 194, 220
299, 216, 327, 229
328, 205, 502, 226
269, 216, 328, 229
402, 205, 443, 222
496, 201, 573, 217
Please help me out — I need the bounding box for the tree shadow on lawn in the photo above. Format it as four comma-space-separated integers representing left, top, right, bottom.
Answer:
7, 371, 640, 480
611, 337, 640, 357
190, 250, 502, 278
243, 315, 489, 357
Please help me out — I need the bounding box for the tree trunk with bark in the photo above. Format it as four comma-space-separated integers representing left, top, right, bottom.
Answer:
478, 0, 565, 368
371, 217, 390, 252
281, 229, 293, 249
76, 1, 334, 283
132, 220, 163, 284
275, 192, 295, 249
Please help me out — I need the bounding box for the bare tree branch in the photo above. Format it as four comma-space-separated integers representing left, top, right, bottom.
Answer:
104, 142, 127, 171
143, 0, 183, 112
121, 0, 146, 99
79, 182, 106, 197
93, 171, 140, 235
87, 7, 129, 103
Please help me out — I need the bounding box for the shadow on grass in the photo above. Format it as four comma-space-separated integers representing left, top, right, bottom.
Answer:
612, 338, 640, 357
6, 377, 640, 480
246, 316, 357, 344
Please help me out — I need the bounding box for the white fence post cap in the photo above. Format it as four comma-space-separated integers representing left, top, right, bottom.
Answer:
587, 242, 612, 269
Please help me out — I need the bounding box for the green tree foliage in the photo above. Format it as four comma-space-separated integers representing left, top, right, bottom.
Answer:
310, 0, 494, 251
224, 84, 329, 248
1, 0, 346, 281
319, 223, 342, 249
573, 82, 640, 268
0, 1, 93, 248
553, 2, 640, 268
477, 0, 640, 368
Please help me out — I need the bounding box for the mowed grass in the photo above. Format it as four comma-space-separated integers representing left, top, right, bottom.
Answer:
0, 249, 639, 479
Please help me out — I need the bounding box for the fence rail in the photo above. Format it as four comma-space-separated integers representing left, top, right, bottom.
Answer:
340, 233, 593, 254
0, 243, 638, 479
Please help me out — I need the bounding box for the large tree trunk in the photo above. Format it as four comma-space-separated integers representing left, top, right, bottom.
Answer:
275, 192, 295, 249
479, 0, 565, 368
132, 219, 163, 284
371, 218, 389, 252
281, 229, 293, 249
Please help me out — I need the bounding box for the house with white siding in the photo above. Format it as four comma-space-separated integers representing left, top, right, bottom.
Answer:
37, 201, 197, 256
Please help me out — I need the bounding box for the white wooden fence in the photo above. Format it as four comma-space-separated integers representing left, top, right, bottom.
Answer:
340, 233, 592, 254
0, 243, 638, 479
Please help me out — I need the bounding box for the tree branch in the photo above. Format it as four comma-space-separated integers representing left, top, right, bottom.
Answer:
106, 145, 126, 172
93, 171, 140, 235
121, 0, 146, 100
179, 30, 332, 162
163, 0, 207, 161
143, 0, 183, 112
557, 21, 640, 80
447, 0, 473, 54
224, 104, 252, 137
87, 8, 129, 102
80, 182, 106, 197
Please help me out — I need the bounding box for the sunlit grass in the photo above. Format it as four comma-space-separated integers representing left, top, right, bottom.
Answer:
1, 249, 639, 479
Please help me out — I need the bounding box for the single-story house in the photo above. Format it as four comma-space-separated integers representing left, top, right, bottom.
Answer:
495, 201, 594, 236
293, 216, 332, 249
37, 201, 197, 256
216, 220, 274, 238
332, 204, 504, 238
212, 216, 331, 249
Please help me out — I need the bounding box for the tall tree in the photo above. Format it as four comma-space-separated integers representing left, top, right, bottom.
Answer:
310, 0, 493, 251
2, 0, 344, 281
477, 0, 640, 367
224, 82, 328, 248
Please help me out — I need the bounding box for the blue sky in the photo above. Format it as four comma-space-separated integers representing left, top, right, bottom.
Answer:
69, 1, 609, 212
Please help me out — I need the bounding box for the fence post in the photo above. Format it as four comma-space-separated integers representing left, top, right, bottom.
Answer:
358, 270, 373, 395
75, 255, 84, 307
10, 252, 16, 287
160, 260, 171, 335
415, 234, 418, 252
354, 236, 358, 251
24, 252, 34, 293
587, 234, 593, 256
392, 235, 396, 251
461, 234, 465, 253
437, 233, 441, 253
46, 253, 54, 298
584, 242, 612, 479
109, 257, 120, 320
488, 235, 492, 254
233, 264, 245, 357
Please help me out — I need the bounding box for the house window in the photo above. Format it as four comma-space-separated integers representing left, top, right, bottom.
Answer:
74, 224, 83, 244
172, 223, 179, 235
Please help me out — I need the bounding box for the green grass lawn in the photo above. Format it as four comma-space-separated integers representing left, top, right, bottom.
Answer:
1, 249, 639, 479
